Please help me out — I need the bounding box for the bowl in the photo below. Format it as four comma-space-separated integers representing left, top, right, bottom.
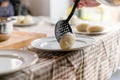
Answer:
0, 22, 13, 42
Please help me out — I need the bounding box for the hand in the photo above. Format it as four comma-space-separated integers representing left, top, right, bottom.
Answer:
1, 1, 9, 8
73, 0, 100, 8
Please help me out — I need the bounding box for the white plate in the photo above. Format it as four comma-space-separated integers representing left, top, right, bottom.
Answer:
49, 20, 77, 25
13, 22, 37, 27
0, 50, 38, 75
75, 27, 111, 35
31, 35, 95, 52
13, 16, 38, 27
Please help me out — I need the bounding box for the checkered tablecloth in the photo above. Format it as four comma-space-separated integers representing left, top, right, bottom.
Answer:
1, 24, 120, 80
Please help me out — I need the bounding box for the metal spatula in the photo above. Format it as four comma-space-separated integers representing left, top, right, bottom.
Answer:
55, 0, 80, 42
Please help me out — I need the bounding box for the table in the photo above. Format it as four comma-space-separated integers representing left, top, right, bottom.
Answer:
14, 17, 55, 36
1, 17, 120, 80
0, 31, 46, 49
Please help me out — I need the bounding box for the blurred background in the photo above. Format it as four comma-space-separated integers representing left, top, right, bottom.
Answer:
10, 0, 120, 23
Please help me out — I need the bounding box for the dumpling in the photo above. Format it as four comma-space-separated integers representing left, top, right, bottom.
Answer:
60, 16, 67, 20
76, 23, 89, 32
60, 15, 78, 24
60, 33, 76, 50
87, 25, 104, 33
69, 15, 78, 24
17, 16, 24, 24
23, 15, 34, 24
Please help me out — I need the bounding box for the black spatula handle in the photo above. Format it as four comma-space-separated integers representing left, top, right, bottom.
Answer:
66, 0, 80, 22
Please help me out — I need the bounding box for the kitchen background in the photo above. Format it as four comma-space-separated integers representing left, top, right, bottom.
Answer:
20, 0, 120, 23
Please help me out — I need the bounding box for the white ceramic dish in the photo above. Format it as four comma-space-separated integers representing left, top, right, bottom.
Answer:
0, 50, 38, 75
13, 22, 37, 27
13, 16, 38, 27
48, 20, 79, 26
31, 35, 95, 52
75, 27, 111, 35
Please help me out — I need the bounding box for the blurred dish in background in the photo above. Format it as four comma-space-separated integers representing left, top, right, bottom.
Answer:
44, 15, 80, 25
76, 23, 89, 32
80, 5, 119, 22
80, 7, 104, 21
60, 15, 79, 25
87, 25, 104, 33
75, 23, 111, 35
13, 15, 37, 27
0, 17, 13, 42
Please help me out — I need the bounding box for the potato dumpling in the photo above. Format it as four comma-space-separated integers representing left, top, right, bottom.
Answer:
87, 25, 104, 33
60, 33, 76, 50
23, 15, 34, 24
60, 15, 78, 24
17, 16, 24, 24
69, 15, 78, 24
76, 23, 89, 32
60, 16, 67, 20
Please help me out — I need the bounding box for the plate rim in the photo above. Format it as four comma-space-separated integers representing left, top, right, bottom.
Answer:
0, 49, 38, 75
75, 31, 107, 35
31, 35, 96, 52
13, 22, 37, 27
75, 27, 111, 35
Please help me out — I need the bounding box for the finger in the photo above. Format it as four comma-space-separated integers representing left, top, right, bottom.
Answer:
85, 0, 98, 2
73, 0, 84, 4
73, 0, 100, 8
77, 3, 84, 8
84, 3, 100, 7
73, 0, 84, 8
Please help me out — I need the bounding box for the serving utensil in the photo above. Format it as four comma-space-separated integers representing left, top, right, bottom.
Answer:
55, 0, 80, 42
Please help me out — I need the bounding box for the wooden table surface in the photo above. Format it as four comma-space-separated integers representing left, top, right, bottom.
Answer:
0, 31, 46, 49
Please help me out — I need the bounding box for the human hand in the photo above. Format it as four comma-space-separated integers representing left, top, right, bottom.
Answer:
1, 1, 9, 7
73, 0, 100, 8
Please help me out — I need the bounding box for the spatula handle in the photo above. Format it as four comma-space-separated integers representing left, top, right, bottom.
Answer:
66, 0, 80, 22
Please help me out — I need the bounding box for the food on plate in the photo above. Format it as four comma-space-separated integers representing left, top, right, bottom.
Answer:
17, 15, 33, 24
69, 15, 78, 24
87, 25, 104, 33
76, 23, 89, 32
60, 16, 67, 20
60, 32, 76, 50
17, 16, 24, 24
23, 15, 34, 24
60, 15, 78, 24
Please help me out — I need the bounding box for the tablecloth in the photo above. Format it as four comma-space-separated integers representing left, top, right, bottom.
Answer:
1, 23, 120, 80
